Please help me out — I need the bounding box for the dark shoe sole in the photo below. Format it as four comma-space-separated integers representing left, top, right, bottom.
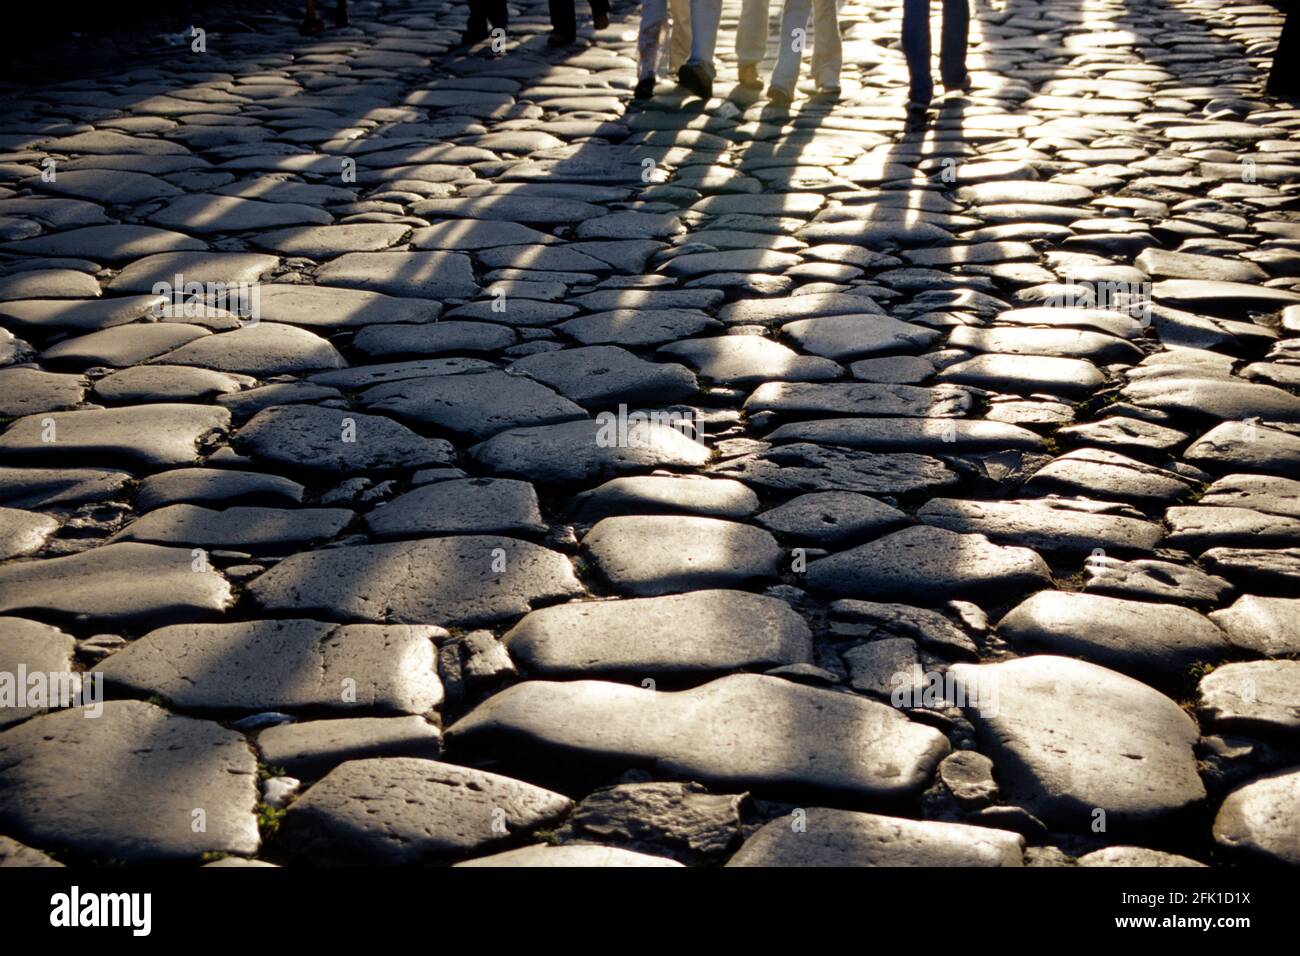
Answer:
677, 64, 713, 99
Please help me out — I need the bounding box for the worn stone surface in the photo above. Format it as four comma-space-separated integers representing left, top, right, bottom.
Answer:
0, 404, 229, 471
449, 674, 950, 799
728, 809, 1023, 866
101, 619, 444, 715
247, 536, 581, 626
582, 515, 783, 596
1197, 661, 1300, 737
256, 716, 443, 778
234, 405, 454, 476
997, 591, 1229, 681
0, 617, 77, 728
455, 844, 683, 867
2, 0, 1296, 869
949, 657, 1205, 830
807, 525, 1052, 604
1210, 595, 1300, 657
282, 758, 573, 865
0, 542, 232, 625
1213, 768, 1300, 865
505, 590, 811, 677
0, 701, 259, 862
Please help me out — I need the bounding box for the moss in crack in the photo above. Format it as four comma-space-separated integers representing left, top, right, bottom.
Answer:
256, 803, 286, 840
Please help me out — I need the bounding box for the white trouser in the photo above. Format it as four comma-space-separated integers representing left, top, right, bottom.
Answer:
769, 0, 842, 91
736, 0, 771, 66
639, 0, 693, 79
685, 0, 723, 71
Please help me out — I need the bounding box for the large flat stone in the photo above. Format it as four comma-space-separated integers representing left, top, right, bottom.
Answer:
361, 370, 585, 441
0, 542, 233, 626
471, 418, 710, 484
0, 701, 259, 863
509, 346, 697, 408
1197, 661, 1300, 737
1185, 421, 1300, 477
727, 809, 1023, 867
112, 504, 352, 551
1122, 377, 1300, 423
0, 507, 58, 560
570, 476, 759, 522
149, 193, 331, 233
766, 417, 1044, 454
107, 252, 278, 294
282, 758, 573, 865
781, 314, 941, 361
714, 443, 958, 495
448, 674, 950, 800
582, 516, 783, 596
0, 617, 76, 728
918, 497, 1163, 555
949, 656, 1205, 830
151, 324, 346, 376
658, 335, 841, 385
365, 478, 545, 539
0, 467, 132, 509
233, 405, 453, 476
247, 536, 581, 627
455, 844, 683, 867
256, 284, 441, 328
745, 382, 971, 418
504, 590, 812, 678
255, 716, 442, 779
806, 525, 1052, 604
997, 591, 1228, 682
315, 251, 478, 300
938, 353, 1104, 397
1213, 768, 1300, 865
101, 619, 443, 716
1210, 595, 1300, 657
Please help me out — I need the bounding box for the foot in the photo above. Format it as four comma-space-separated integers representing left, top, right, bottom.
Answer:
767, 84, 793, 105
633, 77, 656, 100
547, 30, 576, 47
594, 14, 610, 29
905, 102, 930, 131
814, 84, 842, 100
677, 62, 713, 100
944, 71, 973, 93
300, 15, 326, 35
459, 27, 489, 46
738, 63, 762, 89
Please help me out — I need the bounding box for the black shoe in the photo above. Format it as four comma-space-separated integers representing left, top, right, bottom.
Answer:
905, 102, 930, 131
547, 30, 576, 47
459, 27, 489, 46
594, 14, 610, 29
634, 77, 656, 100
767, 84, 793, 105
944, 71, 973, 93
677, 62, 713, 100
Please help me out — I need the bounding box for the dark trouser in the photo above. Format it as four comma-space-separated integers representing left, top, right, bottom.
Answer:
466, 0, 508, 39
1268, 5, 1300, 96
549, 0, 611, 38
902, 0, 969, 105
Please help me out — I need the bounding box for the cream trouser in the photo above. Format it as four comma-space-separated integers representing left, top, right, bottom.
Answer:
638, 0, 693, 79
685, 0, 723, 71
736, 0, 841, 90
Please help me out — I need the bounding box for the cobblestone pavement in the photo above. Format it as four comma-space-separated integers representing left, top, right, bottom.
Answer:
0, 0, 1298, 868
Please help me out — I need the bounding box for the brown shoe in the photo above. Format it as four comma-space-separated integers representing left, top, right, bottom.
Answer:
738, 63, 762, 89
